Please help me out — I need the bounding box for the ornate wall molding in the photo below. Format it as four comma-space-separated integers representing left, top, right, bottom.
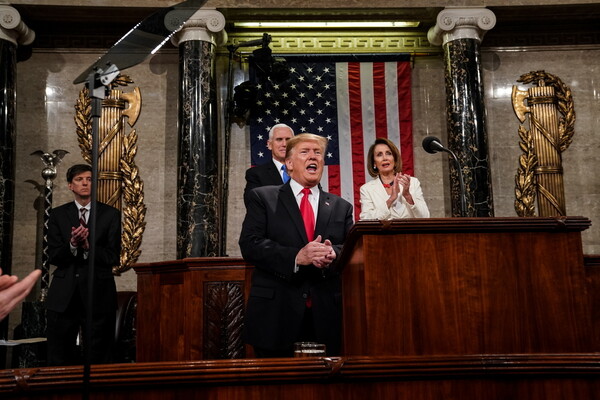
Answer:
171, 8, 227, 47
428, 7, 496, 46
224, 31, 438, 55
0, 5, 35, 45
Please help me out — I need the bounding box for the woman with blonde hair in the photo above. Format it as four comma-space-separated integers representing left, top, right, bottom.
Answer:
359, 137, 430, 220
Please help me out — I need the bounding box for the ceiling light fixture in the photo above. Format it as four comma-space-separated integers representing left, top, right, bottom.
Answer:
233, 21, 420, 29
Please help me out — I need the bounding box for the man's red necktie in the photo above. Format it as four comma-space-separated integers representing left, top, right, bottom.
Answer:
300, 188, 315, 241
300, 188, 315, 308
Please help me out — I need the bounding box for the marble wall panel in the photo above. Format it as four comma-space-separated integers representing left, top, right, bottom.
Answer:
481, 46, 600, 253
13, 51, 180, 327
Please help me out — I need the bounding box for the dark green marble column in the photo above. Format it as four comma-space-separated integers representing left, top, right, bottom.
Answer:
428, 8, 496, 217
172, 10, 226, 258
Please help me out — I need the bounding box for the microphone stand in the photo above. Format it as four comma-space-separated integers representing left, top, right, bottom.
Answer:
82, 65, 118, 399
444, 148, 468, 217
423, 136, 468, 217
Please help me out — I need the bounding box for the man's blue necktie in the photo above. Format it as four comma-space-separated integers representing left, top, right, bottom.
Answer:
281, 165, 290, 183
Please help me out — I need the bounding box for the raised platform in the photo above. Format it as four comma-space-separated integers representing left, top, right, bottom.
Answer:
2, 354, 600, 399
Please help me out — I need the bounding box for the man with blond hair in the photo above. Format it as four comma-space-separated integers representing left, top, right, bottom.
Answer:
240, 133, 353, 357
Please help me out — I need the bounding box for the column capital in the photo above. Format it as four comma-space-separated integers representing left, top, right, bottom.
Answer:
0, 5, 35, 46
427, 7, 495, 46
171, 8, 227, 47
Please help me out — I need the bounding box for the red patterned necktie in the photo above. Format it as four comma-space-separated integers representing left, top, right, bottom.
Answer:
300, 188, 315, 241
79, 208, 88, 228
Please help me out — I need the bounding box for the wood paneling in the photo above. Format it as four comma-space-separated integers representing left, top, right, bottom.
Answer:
584, 254, 600, 348
341, 217, 597, 356
1, 355, 600, 399
133, 257, 252, 362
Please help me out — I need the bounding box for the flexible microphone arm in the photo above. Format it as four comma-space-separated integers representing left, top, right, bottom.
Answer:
422, 136, 468, 217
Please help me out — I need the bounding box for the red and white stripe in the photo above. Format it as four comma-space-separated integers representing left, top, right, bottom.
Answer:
321, 61, 413, 219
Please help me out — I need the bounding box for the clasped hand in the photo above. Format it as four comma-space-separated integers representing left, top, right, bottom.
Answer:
70, 225, 89, 249
297, 235, 336, 268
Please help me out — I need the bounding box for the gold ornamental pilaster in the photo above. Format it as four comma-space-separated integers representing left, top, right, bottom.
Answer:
512, 70, 575, 217
75, 76, 146, 274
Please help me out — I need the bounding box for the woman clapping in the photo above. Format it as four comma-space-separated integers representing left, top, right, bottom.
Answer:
359, 138, 430, 220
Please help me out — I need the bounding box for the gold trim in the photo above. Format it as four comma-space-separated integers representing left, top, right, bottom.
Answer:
535, 166, 563, 174
514, 125, 537, 217
232, 21, 421, 29
518, 70, 575, 152
527, 96, 556, 105
74, 76, 147, 275
224, 32, 438, 55
119, 127, 147, 275
513, 70, 575, 217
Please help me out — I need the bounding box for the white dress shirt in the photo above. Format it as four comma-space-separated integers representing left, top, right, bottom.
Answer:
289, 178, 319, 225
272, 159, 286, 182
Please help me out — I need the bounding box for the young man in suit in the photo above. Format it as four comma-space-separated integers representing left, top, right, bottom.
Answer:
45, 164, 121, 366
243, 123, 294, 206
239, 133, 354, 357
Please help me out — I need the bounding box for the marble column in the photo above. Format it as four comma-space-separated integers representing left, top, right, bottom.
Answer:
0, 5, 35, 367
171, 9, 226, 258
428, 8, 496, 217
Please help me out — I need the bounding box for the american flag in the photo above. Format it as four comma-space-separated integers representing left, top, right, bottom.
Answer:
248, 54, 413, 219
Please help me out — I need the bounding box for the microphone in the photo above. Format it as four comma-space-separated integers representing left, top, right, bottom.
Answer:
422, 136, 447, 154
422, 136, 468, 217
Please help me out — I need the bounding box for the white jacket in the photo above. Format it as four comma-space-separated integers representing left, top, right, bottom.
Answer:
359, 177, 430, 220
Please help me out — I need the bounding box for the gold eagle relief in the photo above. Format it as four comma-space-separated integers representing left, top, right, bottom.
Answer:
74, 75, 147, 275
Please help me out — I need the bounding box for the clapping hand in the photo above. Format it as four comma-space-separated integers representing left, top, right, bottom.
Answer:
70, 225, 89, 249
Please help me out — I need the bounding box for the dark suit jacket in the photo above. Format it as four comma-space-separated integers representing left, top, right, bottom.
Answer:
239, 182, 354, 355
243, 161, 283, 206
46, 201, 121, 314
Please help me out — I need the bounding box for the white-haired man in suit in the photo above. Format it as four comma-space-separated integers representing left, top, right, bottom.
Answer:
243, 123, 294, 206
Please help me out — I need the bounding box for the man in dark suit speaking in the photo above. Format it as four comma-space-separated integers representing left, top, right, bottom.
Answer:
239, 133, 353, 357
243, 123, 294, 206
46, 164, 121, 365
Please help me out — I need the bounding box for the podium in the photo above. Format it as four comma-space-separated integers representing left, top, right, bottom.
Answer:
340, 217, 596, 356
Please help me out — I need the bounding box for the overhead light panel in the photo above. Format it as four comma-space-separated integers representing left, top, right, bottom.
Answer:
234, 21, 420, 29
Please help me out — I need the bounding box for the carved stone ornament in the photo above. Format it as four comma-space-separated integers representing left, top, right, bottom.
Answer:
0, 5, 35, 45
427, 7, 496, 46
170, 9, 227, 46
